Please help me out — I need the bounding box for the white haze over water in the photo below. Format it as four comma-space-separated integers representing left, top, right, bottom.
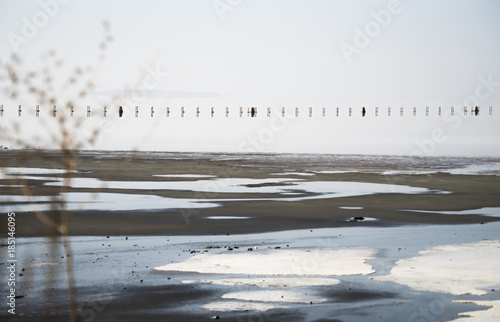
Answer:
0, 1, 499, 156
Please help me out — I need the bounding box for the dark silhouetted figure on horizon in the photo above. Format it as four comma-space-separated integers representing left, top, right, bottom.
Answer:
474, 106, 479, 116
361, 107, 366, 117
119, 106, 123, 117
251, 107, 256, 117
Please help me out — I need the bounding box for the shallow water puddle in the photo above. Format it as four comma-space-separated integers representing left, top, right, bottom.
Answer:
182, 277, 341, 288
271, 172, 316, 176
202, 301, 289, 312
153, 174, 216, 178
39, 175, 439, 199
405, 207, 500, 218
2, 170, 447, 211
0, 192, 219, 212
222, 290, 327, 304
0, 167, 75, 177
451, 300, 500, 321
203, 216, 251, 220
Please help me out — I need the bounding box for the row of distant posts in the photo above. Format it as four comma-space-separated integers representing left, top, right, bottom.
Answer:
0, 105, 493, 117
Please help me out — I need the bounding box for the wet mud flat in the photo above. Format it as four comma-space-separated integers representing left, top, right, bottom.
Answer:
1, 150, 500, 321
1, 150, 500, 237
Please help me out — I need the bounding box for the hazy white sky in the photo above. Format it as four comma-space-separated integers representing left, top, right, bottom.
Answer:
1, 0, 500, 156
1, 0, 500, 106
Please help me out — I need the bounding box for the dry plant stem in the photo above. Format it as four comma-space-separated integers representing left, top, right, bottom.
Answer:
0, 21, 185, 320
61, 146, 78, 322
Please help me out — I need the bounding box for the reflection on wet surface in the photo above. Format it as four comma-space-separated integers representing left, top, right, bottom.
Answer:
13, 222, 500, 321
1, 167, 448, 212
404, 207, 500, 218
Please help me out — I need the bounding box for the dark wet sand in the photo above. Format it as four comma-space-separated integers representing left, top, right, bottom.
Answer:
1, 150, 500, 237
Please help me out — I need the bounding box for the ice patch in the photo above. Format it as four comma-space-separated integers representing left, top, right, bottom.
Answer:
339, 206, 364, 210
375, 240, 500, 295
155, 248, 375, 276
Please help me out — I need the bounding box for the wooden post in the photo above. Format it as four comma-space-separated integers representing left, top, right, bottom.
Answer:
239, 107, 243, 118
181, 106, 185, 118
135, 106, 139, 117
349, 107, 352, 117
295, 107, 299, 117
166, 107, 170, 117
464, 106, 467, 116
196, 107, 200, 117
267, 107, 271, 118
36, 105, 40, 117
438, 106, 441, 116
388, 107, 391, 116
413, 107, 416, 116
451, 107, 454, 116
322, 107, 325, 117
489, 106, 493, 116
336, 107, 339, 117
87, 106, 90, 117
309, 107, 312, 117
18, 105, 21, 117
0, 104, 3, 117
104, 106, 107, 117
226, 107, 229, 117
71, 105, 74, 117
375, 107, 378, 117
151, 106, 155, 117
400, 107, 403, 116
211, 107, 214, 117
